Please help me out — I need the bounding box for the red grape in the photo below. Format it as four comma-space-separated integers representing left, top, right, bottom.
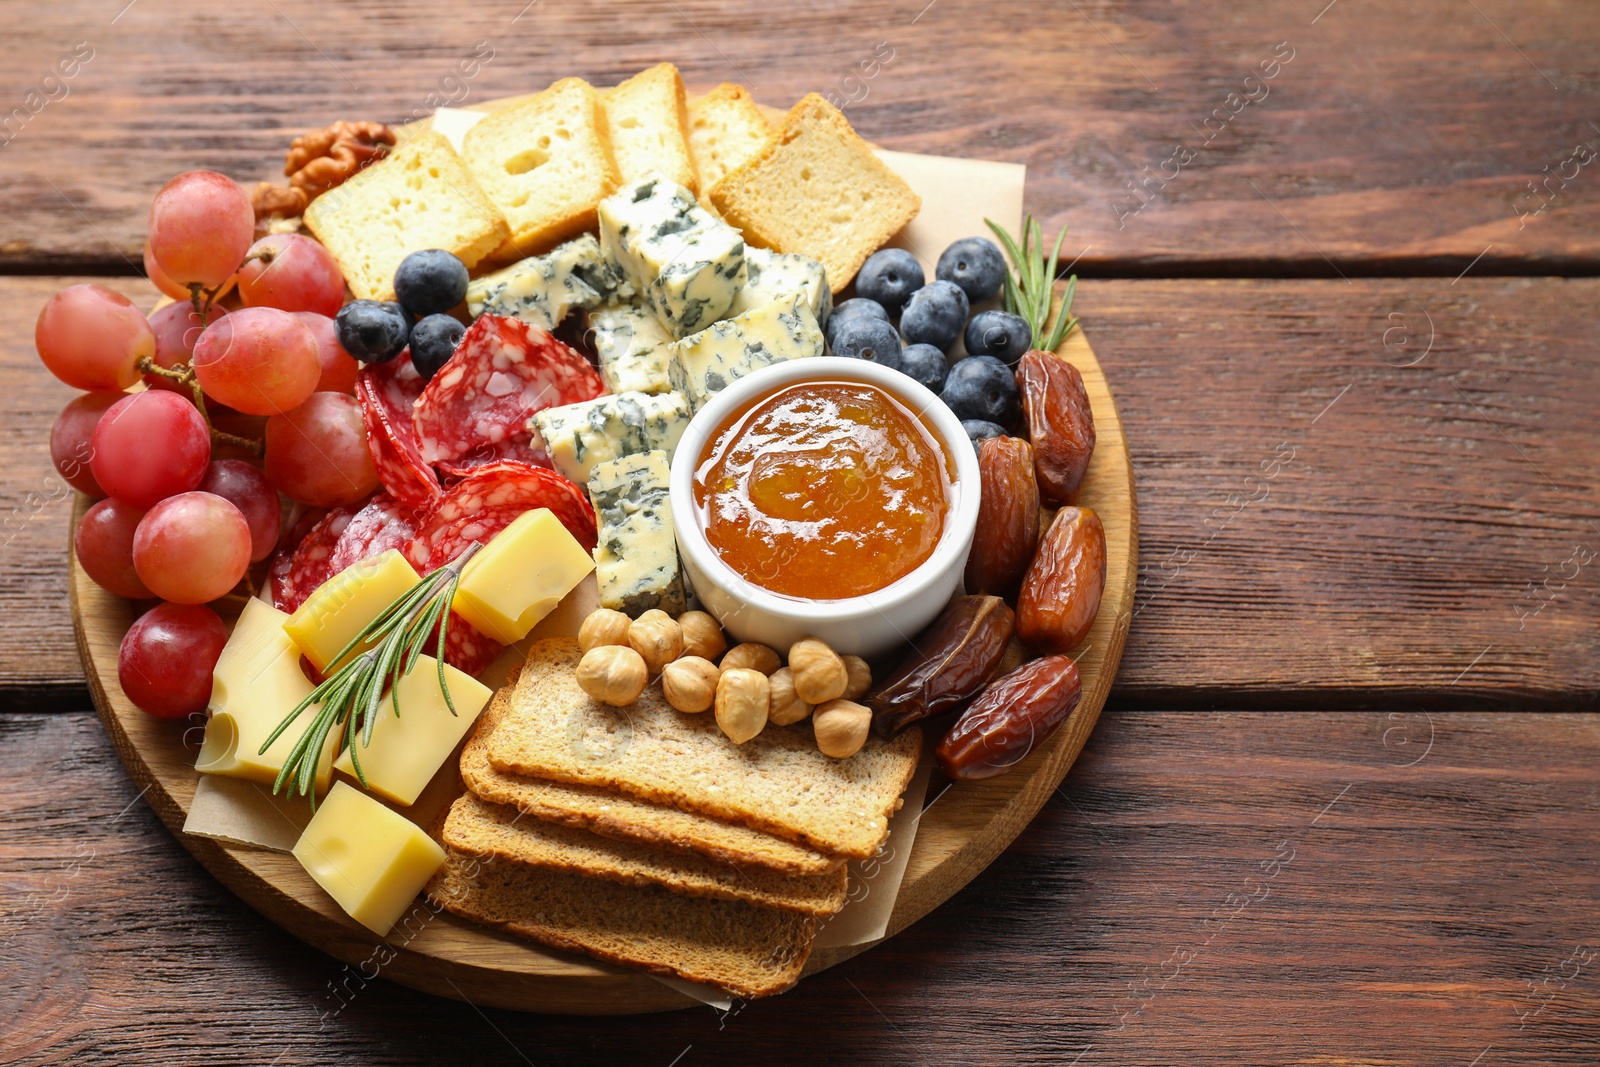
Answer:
75, 498, 153, 598
237, 234, 345, 317
144, 240, 190, 301
147, 171, 254, 292
90, 390, 211, 508
198, 458, 280, 562
293, 312, 359, 394
192, 307, 321, 416
36, 285, 155, 392
117, 602, 228, 718
264, 392, 380, 507
51, 392, 121, 497
144, 301, 226, 394
132, 491, 251, 603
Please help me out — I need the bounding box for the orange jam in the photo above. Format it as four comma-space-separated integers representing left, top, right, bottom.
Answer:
693, 380, 953, 600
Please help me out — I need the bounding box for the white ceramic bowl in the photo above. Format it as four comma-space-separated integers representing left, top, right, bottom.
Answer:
670, 356, 980, 659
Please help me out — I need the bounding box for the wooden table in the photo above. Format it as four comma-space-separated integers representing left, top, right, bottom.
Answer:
3, 1, 1597, 1063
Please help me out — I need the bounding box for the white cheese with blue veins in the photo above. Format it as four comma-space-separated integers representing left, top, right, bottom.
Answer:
587, 450, 686, 617
586, 299, 676, 395
667, 293, 825, 412
598, 177, 746, 338
726, 247, 832, 326
466, 234, 625, 329
530, 390, 691, 487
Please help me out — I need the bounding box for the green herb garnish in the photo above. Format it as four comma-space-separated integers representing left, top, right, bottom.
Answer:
985, 214, 1080, 353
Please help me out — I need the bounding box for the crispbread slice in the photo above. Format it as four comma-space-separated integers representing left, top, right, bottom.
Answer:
443, 793, 847, 916
686, 83, 773, 196
426, 847, 814, 998
463, 684, 841, 875
487, 639, 922, 859
601, 63, 697, 192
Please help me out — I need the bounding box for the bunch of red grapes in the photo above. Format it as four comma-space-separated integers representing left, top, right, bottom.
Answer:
43, 171, 374, 718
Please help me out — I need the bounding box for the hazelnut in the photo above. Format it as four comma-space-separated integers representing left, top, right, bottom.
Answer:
812, 699, 871, 759
714, 668, 770, 744
576, 645, 648, 707
678, 610, 728, 662
627, 609, 683, 674
788, 637, 848, 705
579, 608, 634, 653
662, 656, 720, 714
841, 655, 872, 701
767, 667, 813, 726
721, 642, 781, 676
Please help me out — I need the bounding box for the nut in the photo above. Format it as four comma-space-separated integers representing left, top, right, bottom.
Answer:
579, 608, 633, 653
812, 699, 872, 759
714, 668, 770, 744
788, 637, 848, 704
766, 667, 813, 726
721, 642, 781, 676
249, 182, 309, 239
678, 610, 728, 662
662, 656, 720, 714
627, 609, 683, 674
841, 655, 872, 701
285, 120, 396, 200
576, 645, 648, 707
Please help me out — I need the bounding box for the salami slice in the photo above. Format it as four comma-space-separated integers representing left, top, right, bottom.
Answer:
268, 503, 359, 612
404, 461, 597, 574
412, 314, 603, 468
356, 352, 442, 508
435, 436, 551, 484
326, 493, 419, 576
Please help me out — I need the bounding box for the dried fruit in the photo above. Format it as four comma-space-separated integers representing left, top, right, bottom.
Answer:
1017, 507, 1106, 654
965, 436, 1040, 596
936, 655, 1082, 780
1016, 349, 1095, 506
868, 595, 1015, 736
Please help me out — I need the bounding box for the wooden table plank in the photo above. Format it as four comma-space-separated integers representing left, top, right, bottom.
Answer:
4, 275, 1596, 709
1, 0, 1597, 272
3, 707, 1595, 1064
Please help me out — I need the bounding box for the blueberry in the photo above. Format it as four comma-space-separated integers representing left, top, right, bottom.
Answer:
941, 355, 1021, 425
897, 343, 948, 393
961, 419, 1008, 455
936, 237, 1008, 304
825, 297, 889, 350
409, 314, 466, 381
393, 249, 469, 317
900, 281, 970, 352
854, 248, 924, 312
335, 300, 410, 363
964, 310, 1032, 365
830, 317, 903, 372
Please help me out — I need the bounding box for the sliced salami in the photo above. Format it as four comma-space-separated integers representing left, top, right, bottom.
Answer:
404, 461, 597, 574
435, 436, 551, 484
326, 493, 419, 576
268, 503, 359, 612
356, 352, 442, 508
412, 314, 603, 468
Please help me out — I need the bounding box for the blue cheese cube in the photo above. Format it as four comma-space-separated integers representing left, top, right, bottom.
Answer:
587, 299, 675, 395
530, 390, 691, 487
598, 177, 746, 338
667, 294, 825, 412
588, 450, 686, 617
727, 247, 832, 326
466, 234, 625, 329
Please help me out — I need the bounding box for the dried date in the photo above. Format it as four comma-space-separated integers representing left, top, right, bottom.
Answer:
868, 595, 1014, 736
964, 436, 1040, 597
1017, 507, 1106, 654
1016, 349, 1095, 506
936, 655, 1082, 780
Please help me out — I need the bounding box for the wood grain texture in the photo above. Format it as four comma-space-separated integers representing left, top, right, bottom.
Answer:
1, 0, 1597, 272
5, 706, 1596, 1064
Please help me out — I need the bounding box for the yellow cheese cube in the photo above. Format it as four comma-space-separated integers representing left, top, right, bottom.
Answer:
196, 598, 340, 792
452, 508, 596, 645
292, 781, 446, 936
285, 550, 421, 672
332, 655, 492, 806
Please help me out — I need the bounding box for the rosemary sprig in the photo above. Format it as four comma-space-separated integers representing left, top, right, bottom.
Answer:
260, 543, 482, 806
985, 214, 1081, 353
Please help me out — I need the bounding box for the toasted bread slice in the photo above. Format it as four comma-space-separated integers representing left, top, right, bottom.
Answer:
709, 93, 920, 294
462, 77, 620, 258
686, 83, 773, 196
427, 847, 815, 998
486, 639, 922, 859
602, 63, 697, 193
302, 130, 509, 301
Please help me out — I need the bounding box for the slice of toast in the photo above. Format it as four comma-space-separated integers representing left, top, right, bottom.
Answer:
462, 683, 841, 875
686, 84, 773, 196
443, 793, 847, 916
427, 847, 815, 998
709, 93, 920, 294
462, 77, 620, 258
302, 130, 510, 301
486, 639, 922, 859
602, 63, 697, 193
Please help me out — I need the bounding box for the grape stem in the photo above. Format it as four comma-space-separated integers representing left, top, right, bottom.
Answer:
135, 356, 265, 457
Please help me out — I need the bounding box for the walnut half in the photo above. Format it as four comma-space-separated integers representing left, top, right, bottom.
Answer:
285, 120, 396, 201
